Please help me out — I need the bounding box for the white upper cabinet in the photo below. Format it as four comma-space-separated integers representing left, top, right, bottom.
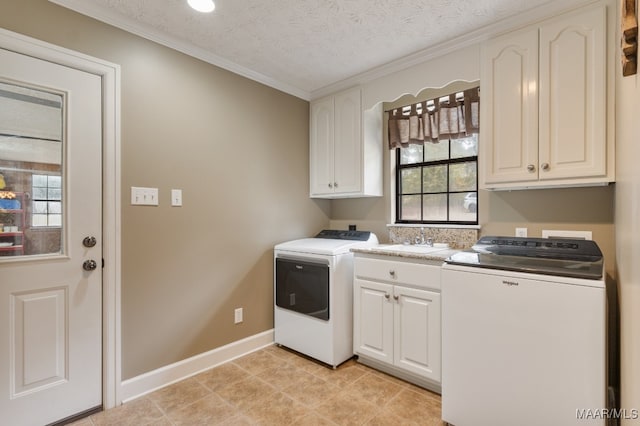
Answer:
481, 3, 614, 189
309, 96, 334, 196
481, 28, 539, 185
310, 87, 383, 198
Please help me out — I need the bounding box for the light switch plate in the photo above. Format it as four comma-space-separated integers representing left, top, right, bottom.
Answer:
131, 187, 158, 206
171, 189, 182, 206
515, 227, 528, 238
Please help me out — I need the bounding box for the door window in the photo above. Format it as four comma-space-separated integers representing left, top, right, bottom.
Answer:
0, 81, 64, 257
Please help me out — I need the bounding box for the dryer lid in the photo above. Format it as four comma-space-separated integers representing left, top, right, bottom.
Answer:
275, 231, 378, 256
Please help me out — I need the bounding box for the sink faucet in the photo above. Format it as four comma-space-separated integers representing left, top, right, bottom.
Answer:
417, 227, 434, 246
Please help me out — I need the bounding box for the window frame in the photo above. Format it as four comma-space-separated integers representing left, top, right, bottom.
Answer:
394, 140, 478, 225
31, 173, 63, 228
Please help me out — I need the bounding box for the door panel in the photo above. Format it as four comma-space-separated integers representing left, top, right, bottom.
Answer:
333, 88, 362, 194
0, 47, 102, 425
538, 6, 607, 180
309, 96, 334, 196
394, 286, 441, 381
12, 288, 67, 396
353, 279, 393, 363
481, 29, 539, 185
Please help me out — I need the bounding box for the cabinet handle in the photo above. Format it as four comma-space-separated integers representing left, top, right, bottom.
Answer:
541, 163, 550, 171
527, 164, 535, 172
393, 295, 399, 301
384, 293, 390, 299
334, 182, 338, 188
328, 183, 333, 188
389, 270, 396, 277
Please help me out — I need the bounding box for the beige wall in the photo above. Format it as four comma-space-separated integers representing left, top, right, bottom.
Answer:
480, 187, 616, 278
2, 0, 632, 406
0, 0, 331, 379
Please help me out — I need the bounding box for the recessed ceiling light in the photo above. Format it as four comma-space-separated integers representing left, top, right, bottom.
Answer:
188, 0, 215, 13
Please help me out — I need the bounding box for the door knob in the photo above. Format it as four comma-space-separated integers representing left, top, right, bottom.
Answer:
83, 236, 97, 247
541, 163, 550, 171
527, 164, 535, 172
83, 259, 98, 271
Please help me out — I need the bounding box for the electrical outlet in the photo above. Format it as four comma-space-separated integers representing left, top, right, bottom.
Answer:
515, 227, 528, 238
234, 308, 243, 324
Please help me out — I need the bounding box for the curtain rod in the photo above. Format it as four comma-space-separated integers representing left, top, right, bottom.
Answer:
384, 86, 479, 113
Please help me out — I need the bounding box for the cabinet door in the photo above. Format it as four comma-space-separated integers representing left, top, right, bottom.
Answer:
309, 96, 334, 196
333, 88, 362, 194
394, 286, 441, 382
481, 28, 539, 186
353, 279, 393, 364
538, 6, 607, 181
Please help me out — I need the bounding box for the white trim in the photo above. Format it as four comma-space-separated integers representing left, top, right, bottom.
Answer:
48, 0, 598, 102
47, 0, 310, 101
0, 28, 122, 409
309, 0, 602, 99
387, 224, 481, 230
120, 330, 275, 403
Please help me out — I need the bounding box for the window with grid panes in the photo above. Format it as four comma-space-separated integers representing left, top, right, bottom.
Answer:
396, 134, 478, 224
32, 174, 62, 227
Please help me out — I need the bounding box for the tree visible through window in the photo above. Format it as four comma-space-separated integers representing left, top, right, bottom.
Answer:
32, 174, 62, 227
396, 134, 478, 224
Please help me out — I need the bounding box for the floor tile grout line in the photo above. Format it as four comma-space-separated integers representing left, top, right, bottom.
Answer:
88, 346, 443, 426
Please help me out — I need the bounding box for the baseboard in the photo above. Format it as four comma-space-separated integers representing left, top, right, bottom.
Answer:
120, 329, 274, 403
356, 356, 442, 394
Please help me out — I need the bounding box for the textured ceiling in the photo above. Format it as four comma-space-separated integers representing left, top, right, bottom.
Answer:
52, 0, 586, 98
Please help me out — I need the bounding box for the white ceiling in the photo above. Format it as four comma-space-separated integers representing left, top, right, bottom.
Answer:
50, 0, 591, 100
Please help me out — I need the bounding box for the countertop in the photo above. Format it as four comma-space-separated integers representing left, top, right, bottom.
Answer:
351, 245, 460, 262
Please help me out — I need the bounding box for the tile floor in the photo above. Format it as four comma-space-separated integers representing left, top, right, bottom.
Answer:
71, 345, 443, 425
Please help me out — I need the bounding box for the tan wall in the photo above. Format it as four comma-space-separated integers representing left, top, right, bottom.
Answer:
0, 0, 331, 379
480, 187, 616, 278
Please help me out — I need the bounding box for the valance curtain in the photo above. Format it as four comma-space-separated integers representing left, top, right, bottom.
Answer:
387, 87, 480, 149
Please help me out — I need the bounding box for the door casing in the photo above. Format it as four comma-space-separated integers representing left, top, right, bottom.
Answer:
0, 28, 122, 409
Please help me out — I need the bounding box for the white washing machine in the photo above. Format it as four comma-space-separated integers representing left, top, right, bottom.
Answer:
274, 230, 378, 367
441, 236, 607, 426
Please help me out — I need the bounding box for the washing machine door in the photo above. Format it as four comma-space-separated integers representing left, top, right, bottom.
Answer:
275, 257, 329, 320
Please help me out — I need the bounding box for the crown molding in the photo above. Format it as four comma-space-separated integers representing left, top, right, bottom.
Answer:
48, 0, 312, 100
309, 0, 601, 100
49, 0, 601, 103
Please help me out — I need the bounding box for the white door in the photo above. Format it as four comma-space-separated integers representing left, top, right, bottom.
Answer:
353, 279, 393, 363
480, 28, 539, 185
0, 47, 102, 425
538, 5, 607, 181
333, 88, 362, 194
309, 96, 334, 196
394, 285, 441, 382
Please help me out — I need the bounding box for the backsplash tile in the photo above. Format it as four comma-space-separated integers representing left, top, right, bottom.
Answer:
387, 226, 478, 249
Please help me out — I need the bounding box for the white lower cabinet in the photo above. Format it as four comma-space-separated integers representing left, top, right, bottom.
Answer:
353, 254, 441, 390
